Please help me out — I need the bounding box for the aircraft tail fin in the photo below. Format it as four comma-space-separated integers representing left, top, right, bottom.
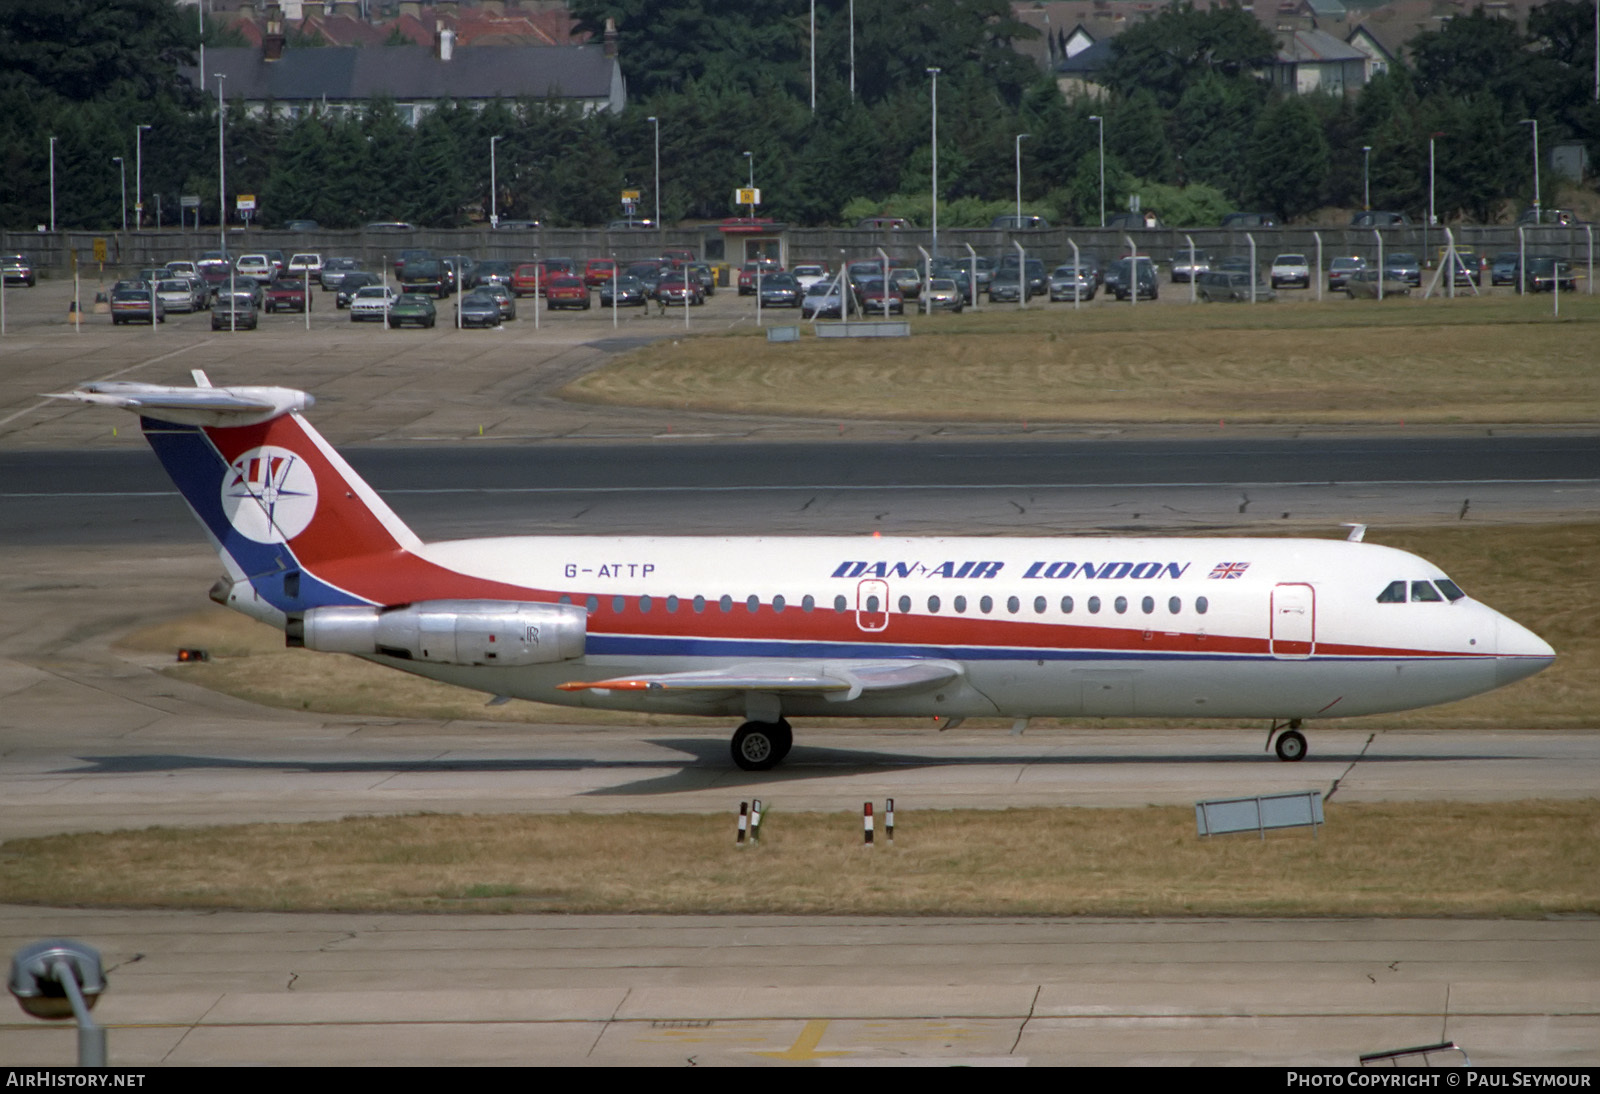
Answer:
49, 373, 421, 616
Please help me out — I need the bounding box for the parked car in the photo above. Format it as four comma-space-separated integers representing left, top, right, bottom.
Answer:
210, 299, 258, 330
1169, 249, 1212, 283
3, 254, 37, 286
1048, 264, 1096, 301
364, 221, 416, 232
758, 273, 803, 308
738, 261, 783, 295
454, 289, 503, 328
545, 275, 591, 310
1350, 211, 1412, 228
164, 260, 198, 278
287, 254, 323, 280
1342, 268, 1410, 298
605, 218, 655, 230
656, 274, 704, 306
511, 263, 545, 297
492, 219, 541, 231
336, 272, 384, 309
1107, 211, 1164, 230
282, 219, 320, 232
387, 293, 438, 328
801, 280, 845, 319
320, 257, 363, 290
989, 214, 1050, 230
922, 278, 964, 313
1197, 270, 1276, 303
235, 254, 276, 281
599, 275, 647, 308
856, 277, 904, 315
1382, 252, 1422, 287
472, 260, 518, 290
1105, 257, 1160, 301
1327, 256, 1367, 292
687, 262, 716, 296
399, 258, 447, 298
791, 264, 830, 290
888, 267, 922, 300
265, 280, 311, 313
348, 284, 399, 321
440, 255, 476, 294
477, 282, 516, 321
1437, 247, 1482, 287
856, 216, 912, 230
1269, 254, 1312, 289
1220, 212, 1277, 229
110, 286, 165, 324
394, 248, 434, 279
155, 278, 204, 314
583, 259, 618, 287
1520, 256, 1578, 293
1489, 252, 1522, 287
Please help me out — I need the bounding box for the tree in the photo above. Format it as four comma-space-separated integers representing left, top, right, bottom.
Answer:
0, 0, 196, 104
1101, 4, 1276, 111
1174, 72, 1262, 198
1245, 95, 1329, 220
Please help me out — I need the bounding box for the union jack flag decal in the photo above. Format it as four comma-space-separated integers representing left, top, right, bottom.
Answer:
1209, 562, 1250, 579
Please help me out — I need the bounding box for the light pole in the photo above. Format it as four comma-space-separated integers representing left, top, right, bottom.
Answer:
135, 124, 150, 231
809, 0, 816, 112
1088, 114, 1105, 228
489, 134, 502, 226
1427, 131, 1443, 264
1362, 145, 1372, 211
1015, 133, 1030, 226
742, 149, 754, 218
48, 136, 56, 233
647, 115, 660, 229
215, 73, 227, 256
112, 156, 126, 231
1521, 118, 1541, 224
928, 67, 940, 256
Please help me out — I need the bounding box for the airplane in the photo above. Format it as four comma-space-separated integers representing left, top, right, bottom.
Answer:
52, 372, 1555, 771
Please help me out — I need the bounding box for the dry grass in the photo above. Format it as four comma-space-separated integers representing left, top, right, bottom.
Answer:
563, 296, 1600, 424
2, 802, 1594, 916
120, 523, 1598, 730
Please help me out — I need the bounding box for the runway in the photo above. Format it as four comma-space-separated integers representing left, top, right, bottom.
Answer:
0, 305, 1594, 1067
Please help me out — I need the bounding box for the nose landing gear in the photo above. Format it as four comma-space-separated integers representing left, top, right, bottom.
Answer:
1270, 718, 1308, 762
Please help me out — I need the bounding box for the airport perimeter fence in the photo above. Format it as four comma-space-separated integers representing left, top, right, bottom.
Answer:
6, 223, 1597, 279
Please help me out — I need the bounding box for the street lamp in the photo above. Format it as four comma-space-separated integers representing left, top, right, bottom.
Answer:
112, 156, 126, 231
1427, 131, 1444, 262
1521, 118, 1541, 224
647, 115, 660, 229
1015, 133, 1031, 226
489, 134, 502, 226
215, 73, 227, 254
1362, 145, 1372, 211
742, 149, 754, 218
135, 124, 151, 231
48, 136, 56, 233
928, 67, 940, 256
1088, 115, 1105, 228
809, 0, 816, 112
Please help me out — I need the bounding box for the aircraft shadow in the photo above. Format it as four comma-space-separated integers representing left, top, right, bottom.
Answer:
60, 741, 1517, 798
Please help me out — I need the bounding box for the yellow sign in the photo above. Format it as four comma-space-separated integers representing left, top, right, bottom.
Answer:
736, 187, 760, 206
621, 190, 641, 203
236, 194, 257, 211
92, 238, 107, 263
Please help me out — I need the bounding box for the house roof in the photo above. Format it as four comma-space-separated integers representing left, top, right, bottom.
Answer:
188, 44, 618, 103
1055, 35, 1116, 75
1276, 27, 1369, 63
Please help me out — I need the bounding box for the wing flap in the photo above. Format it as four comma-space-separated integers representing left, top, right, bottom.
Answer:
560, 659, 962, 701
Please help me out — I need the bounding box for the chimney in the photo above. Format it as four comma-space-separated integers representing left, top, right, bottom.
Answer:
437, 0, 459, 21
604, 16, 618, 58
438, 27, 455, 60
331, 0, 359, 17
399, 1, 421, 19
303, 1, 324, 18
240, 1, 258, 21
264, 4, 286, 60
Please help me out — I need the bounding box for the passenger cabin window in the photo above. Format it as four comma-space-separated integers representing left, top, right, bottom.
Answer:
834, 595, 847, 612
928, 595, 941, 613
1377, 580, 1407, 603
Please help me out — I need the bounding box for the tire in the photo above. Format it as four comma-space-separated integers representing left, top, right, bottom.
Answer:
731, 721, 789, 771
1275, 729, 1308, 762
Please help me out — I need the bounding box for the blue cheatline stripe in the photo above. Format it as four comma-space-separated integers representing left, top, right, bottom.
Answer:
141, 418, 369, 614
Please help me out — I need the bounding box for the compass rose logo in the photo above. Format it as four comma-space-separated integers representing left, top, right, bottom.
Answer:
220, 446, 318, 543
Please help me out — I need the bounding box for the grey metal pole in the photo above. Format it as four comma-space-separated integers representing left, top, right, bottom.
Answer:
48, 136, 56, 233
928, 68, 940, 256
1089, 115, 1105, 227
1069, 239, 1081, 310
113, 157, 125, 232
216, 73, 226, 257
136, 124, 150, 231
648, 116, 660, 229
1521, 118, 1541, 224
1015, 133, 1030, 226
1362, 145, 1371, 211
489, 134, 501, 227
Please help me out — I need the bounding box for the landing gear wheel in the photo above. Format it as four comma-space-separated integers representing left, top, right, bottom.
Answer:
1275, 729, 1308, 762
731, 719, 792, 771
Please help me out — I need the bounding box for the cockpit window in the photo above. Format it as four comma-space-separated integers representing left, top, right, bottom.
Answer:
1411, 581, 1444, 602
1377, 580, 1407, 603
1435, 579, 1466, 602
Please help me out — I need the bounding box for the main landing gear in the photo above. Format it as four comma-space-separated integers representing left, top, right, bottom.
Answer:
1270, 718, 1308, 762
731, 719, 794, 771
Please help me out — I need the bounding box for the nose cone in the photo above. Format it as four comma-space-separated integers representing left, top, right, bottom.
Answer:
1495, 612, 1556, 689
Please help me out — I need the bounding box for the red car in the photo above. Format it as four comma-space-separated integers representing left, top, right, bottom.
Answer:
583, 259, 617, 287
511, 263, 544, 297
656, 275, 704, 307
545, 275, 591, 310
264, 281, 311, 313
738, 261, 782, 295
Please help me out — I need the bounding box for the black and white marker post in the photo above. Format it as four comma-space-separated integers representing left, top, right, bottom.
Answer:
885, 798, 895, 845
736, 801, 749, 847
750, 799, 763, 844
863, 802, 875, 847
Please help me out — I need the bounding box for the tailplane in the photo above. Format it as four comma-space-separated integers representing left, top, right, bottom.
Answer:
50, 371, 421, 622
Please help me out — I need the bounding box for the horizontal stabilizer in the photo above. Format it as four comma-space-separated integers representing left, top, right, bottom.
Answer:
560, 659, 962, 701
46, 380, 313, 427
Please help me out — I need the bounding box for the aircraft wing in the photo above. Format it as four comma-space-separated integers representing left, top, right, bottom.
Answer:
559, 659, 962, 701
